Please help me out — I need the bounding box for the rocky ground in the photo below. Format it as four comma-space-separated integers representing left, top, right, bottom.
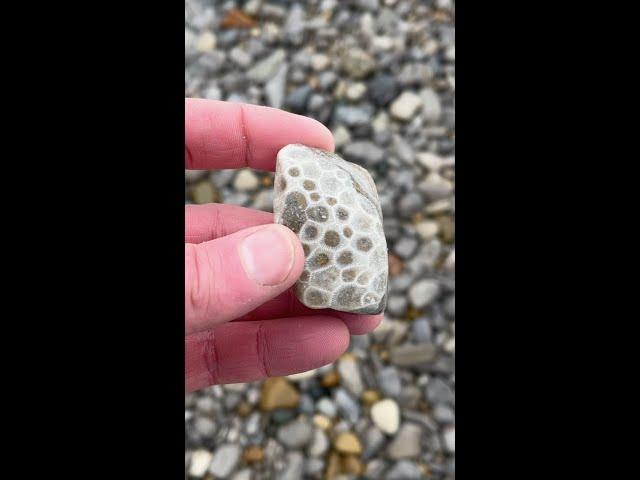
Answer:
185, 0, 454, 478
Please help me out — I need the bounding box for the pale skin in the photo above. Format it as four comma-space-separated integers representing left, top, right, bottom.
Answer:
185, 99, 383, 392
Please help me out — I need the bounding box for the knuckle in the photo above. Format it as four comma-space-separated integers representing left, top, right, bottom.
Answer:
185, 244, 213, 322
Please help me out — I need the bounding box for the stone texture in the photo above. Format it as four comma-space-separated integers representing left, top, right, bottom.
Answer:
274, 144, 388, 314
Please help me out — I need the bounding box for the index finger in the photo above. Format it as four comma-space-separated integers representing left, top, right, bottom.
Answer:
185, 98, 334, 171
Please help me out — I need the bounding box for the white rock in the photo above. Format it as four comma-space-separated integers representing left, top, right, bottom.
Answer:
189, 449, 213, 478
196, 31, 216, 52
337, 356, 364, 397
308, 428, 330, 457
370, 399, 400, 434
443, 426, 455, 453
409, 280, 440, 309
311, 53, 330, 71
390, 91, 423, 121
419, 88, 442, 123
209, 444, 240, 478
346, 82, 367, 101
332, 125, 352, 149
273, 144, 388, 314
415, 220, 439, 241
233, 169, 260, 191
416, 152, 445, 172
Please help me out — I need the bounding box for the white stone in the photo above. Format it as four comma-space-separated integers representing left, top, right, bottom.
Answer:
308, 428, 330, 457
311, 53, 330, 71
332, 125, 352, 149
337, 356, 364, 397
415, 220, 439, 241
189, 449, 213, 478
233, 169, 260, 191
273, 144, 388, 314
409, 280, 440, 309
390, 91, 423, 121
346, 82, 367, 101
370, 399, 400, 434
196, 31, 216, 52
209, 444, 240, 479
443, 426, 455, 453
416, 152, 445, 172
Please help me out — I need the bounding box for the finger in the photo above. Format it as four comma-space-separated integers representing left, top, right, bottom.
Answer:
235, 289, 384, 335
185, 316, 350, 390
185, 203, 273, 243
185, 224, 305, 335
185, 99, 334, 171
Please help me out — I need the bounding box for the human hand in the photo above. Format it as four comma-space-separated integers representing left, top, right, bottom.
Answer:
185, 99, 383, 391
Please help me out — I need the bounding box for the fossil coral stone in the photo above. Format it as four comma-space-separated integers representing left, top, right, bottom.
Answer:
274, 144, 388, 314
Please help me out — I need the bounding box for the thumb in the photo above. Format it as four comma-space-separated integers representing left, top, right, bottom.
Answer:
185, 224, 305, 335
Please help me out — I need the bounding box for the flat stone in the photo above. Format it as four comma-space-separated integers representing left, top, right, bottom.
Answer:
385, 460, 423, 479
308, 428, 330, 457
390, 343, 437, 366
387, 423, 422, 459
337, 355, 365, 397
370, 399, 400, 434
408, 279, 440, 309
277, 452, 305, 480
274, 144, 388, 314
390, 91, 423, 121
209, 444, 241, 478
277, 418, 314, 448
246, 49, 286, 83
334, 431, 363, 454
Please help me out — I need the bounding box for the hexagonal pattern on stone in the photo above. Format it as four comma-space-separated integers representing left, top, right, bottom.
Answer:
274, 144, 388, 314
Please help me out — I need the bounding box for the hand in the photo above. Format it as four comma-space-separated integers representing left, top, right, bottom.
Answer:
185, 99, 383, 391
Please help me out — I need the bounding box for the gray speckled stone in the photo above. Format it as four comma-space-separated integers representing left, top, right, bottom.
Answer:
274, 144, 388, 314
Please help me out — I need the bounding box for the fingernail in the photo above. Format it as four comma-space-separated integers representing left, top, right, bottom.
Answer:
239, 226, 295, 286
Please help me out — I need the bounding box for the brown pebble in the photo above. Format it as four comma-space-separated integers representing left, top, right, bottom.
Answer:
325, 452, 341, 480
243, 445, 264, 463
321, 370, 340, 388
259, 377, 300, 411
361, 389, 381, 406
388, 253, 404, 277
221, 8, 257, 29
333, 432, 363, 455
235, 401, 252, 417
342, 455, 364, 475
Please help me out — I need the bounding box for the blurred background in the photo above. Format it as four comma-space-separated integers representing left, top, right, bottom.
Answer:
185, 0, 454, 478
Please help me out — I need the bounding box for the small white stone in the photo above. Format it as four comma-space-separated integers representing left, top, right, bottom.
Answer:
209, 444, 240, 479
346, 82, 367, 101
443, 426, 455, 453
415, 220, 439, 241
337, 356, 364, 397
196, 31, 216, 52
370, 399, 400, 434
416, 152, 445, 172
409, 280, 440, 309
233, 169, 260, 191
311, 53, 330, 71
332, 125, 352, 149
189, 449, 213, 478
390, 91, 423, 121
